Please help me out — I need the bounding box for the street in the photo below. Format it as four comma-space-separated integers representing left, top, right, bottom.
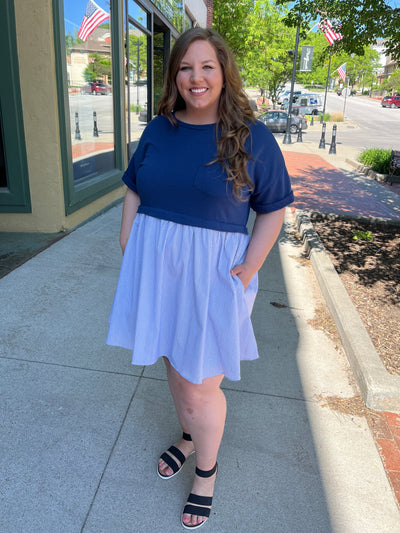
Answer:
325, 92, 400, 150
69, 86, 148, 145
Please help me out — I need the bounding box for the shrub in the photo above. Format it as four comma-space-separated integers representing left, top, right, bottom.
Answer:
358, 148, 392, 174
322, 112, 331, 121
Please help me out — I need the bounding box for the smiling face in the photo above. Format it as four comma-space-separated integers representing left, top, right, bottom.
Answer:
175, 39, 224, 124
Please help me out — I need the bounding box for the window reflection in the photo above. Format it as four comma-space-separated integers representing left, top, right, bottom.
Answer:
129, 0, 148, 27
153, 0, 183, 32
64, 0, 115, 184
126, 23, 148, 157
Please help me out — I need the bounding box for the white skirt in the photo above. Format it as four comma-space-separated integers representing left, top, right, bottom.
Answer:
107, 214, 259, 384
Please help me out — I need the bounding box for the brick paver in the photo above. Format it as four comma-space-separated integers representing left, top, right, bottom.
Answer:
283, 151, 400, 220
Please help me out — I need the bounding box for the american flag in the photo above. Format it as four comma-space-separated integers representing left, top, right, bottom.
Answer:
78, 0, 109, 42
318, 19, 343, 46
337, 62, 347, 82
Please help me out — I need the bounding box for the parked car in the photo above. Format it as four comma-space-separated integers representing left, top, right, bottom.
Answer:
80, 82, 112, 95
281, 93, 323, 116
259, 110, 308, 134
381, 95, 400, 108
138, 106, 148, 122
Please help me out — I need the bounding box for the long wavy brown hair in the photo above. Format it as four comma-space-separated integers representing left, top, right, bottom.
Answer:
157, 27, 255, 200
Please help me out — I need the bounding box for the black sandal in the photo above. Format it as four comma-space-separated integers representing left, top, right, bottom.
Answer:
181, 462, 218, 530
157, 432, 194, 479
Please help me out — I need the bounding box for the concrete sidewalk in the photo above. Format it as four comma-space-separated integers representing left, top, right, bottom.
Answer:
1, 205, 399, 532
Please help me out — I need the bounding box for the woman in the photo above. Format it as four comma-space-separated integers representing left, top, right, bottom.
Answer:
107, 27, 293, 529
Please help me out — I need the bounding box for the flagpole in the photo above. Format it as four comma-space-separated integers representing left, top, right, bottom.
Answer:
343, 78, 349, 117
320, 53, 332, 123
307, 22, 319, 34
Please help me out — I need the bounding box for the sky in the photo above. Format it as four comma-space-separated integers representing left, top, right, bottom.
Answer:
63, 0, 400, 35
64, 0, 110, 35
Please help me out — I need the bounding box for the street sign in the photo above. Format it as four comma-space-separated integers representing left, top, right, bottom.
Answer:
342, 87, 351, 97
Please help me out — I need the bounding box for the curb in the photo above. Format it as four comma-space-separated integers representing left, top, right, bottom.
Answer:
346, 158, 400, 184
295, 209, 400, 412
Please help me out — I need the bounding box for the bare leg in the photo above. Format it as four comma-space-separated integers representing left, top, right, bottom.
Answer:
160, 358, 226, 527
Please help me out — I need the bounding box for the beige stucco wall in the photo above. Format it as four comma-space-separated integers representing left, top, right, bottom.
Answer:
0, 0, 124, 233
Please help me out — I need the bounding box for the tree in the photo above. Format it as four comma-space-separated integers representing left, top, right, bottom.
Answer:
213, 1, 296, 103
276, 0, 400, 61
83, 52, 112, 83
381, 69, 400, 93
213, 0, 255, 64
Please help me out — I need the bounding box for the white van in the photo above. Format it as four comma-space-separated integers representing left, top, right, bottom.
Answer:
277, 89, 308, 105
281, 93, 323, 115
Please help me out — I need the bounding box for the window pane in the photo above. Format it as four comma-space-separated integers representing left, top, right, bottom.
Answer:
129, 0, 148, 27
0, 103, 7, 188
153, 0, 183, 32
64, 0, 115, 185
184, 11, 193, 30
126, 24, 148, 157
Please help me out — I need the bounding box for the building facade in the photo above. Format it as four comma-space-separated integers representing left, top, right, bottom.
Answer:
0, 0, 211, 233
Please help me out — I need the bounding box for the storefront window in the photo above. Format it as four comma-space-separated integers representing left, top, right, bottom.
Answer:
64, 0, 115, 184
126, 24, 148, 157
153, 0, 183, 32
129, 0, 148, 27
184, 11, 194, 31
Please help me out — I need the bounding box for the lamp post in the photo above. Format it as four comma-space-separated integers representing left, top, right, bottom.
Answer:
283, 9, 301, 144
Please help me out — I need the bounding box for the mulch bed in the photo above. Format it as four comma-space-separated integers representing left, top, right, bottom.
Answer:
311, 216, 400, 375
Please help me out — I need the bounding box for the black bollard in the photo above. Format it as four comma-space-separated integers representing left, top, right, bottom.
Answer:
297, 121, 303, 143
319, 122, 326, 149
93, 111, 99, 137
310, 114, 314, 126
329, 124, 337, 154
75, 112, 82, 140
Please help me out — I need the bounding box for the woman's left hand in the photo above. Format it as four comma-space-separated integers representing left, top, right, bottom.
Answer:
230, 263, 256, 291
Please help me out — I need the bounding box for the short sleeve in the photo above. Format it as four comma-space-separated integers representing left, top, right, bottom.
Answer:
121, 127, 150, 192
248, 122, 294, 213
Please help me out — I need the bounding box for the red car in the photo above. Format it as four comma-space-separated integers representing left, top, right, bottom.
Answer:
381, 95, 400, 108
80, 82, 112, 95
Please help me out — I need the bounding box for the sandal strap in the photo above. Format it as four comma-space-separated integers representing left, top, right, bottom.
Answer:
187, 493, 213, 506
182, 432, 192, 441
183, 504, 211, 518
195, 462, 217, 478
160, 445, 186, 473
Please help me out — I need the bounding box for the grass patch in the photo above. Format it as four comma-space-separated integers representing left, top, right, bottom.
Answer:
329, 111, 344, 122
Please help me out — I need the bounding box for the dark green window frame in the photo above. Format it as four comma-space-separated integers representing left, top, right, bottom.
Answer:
53, 0, 125, 215
0, 1, 31, 213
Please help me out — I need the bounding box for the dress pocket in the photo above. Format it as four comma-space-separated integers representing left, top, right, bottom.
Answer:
194, 163, 229, 197
232, 272, 258, 315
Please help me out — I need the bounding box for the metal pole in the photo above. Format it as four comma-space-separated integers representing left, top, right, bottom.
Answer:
297, 121, 303, 142
329, 124, 337, 154
93, 111, 99, 137
136, 40, 140, 114
320, 54, 332, 123
283, 10, 301, 144
342, 78, 349, 117
75, 112, 82, 140
319, 122, 326, 149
